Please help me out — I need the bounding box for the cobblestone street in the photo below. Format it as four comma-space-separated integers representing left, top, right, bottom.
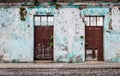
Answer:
0, 68, 120, 76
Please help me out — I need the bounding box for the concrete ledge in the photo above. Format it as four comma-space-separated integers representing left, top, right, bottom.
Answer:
0, 63, 119, 69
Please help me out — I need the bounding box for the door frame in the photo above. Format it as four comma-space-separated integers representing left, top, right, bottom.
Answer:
33, 15, 54, 61
84, 15, 105, 61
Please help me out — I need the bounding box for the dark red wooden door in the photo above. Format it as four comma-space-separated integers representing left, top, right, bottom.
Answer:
85, 26, 103, 61
34, 26, 53, 60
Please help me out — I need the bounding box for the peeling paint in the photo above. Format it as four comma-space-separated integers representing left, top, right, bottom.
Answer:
54, 8, 85, 62
0, 5, 120, 63
105, 7, 120, 62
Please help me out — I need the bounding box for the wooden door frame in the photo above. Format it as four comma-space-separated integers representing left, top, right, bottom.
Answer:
84, 16, 104, 61
33, 15, 54, 61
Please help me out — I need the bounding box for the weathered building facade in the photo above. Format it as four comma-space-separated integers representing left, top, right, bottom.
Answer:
0, 0, 120, 63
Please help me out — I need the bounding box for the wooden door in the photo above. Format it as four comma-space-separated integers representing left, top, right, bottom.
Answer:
34, 26, 53, 60
85, 26, 103, 61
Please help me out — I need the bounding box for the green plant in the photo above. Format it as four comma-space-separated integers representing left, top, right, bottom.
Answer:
33, 0, 39, 6
49, 0, 62, 9
49, 36, 53, 47
50, 36, 53, 40
79, 5, 87, 10
56, 3, 62, 9
51, 0, 57, 5
80, 36, 84, 39
49, 42, 53, 47
19, 7, 27, 21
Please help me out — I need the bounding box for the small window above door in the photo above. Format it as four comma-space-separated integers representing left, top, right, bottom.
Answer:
84, 16, 104, 26
34, 15, 54, 26
97, 17, 103, 26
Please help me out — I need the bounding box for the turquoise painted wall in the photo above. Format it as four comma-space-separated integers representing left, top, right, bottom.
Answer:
0, 6, 55, 62
104, 7, 120, 62
0, 7, 34, 62
0, 5, 120, 62
54, 6, 120, 63
79, 6, 120, 62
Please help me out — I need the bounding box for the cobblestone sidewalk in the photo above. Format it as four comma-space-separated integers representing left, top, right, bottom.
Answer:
0, 68, 120, 76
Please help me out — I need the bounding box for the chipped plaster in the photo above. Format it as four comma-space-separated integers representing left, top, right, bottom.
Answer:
0, 5, 120, 63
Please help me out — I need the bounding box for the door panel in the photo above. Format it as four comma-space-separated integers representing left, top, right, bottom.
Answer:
85, 26, 103, 61
34, 26, 53, 60
85, 27, 94, 48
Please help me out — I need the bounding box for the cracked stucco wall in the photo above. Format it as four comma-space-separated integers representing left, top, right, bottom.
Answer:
105, 7, 120, 62
0, 6, 55, 62
54, 7, 120, 63
54, 8, 85, 62
80, 6, 120, 62
0, 7, 33, 62
0, 5, 120, 63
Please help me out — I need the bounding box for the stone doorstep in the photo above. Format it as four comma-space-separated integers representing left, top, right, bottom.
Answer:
85, 61, 106, 64
35, 60, 54, 63
0, 62, 119, 69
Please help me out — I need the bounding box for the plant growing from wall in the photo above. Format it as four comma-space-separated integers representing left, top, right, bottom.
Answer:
19, 7, 27, 21
79, 5, 87, 10
49, 42, 53, 48
49, 0, 62, 9
56, 3, 62, 9
49, 36, 53, 47
33, 0, 39, 6
80, 36, 84, 39
50, 35, 53, 41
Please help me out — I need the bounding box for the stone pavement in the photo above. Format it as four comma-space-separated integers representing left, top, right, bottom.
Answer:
0, 62, 119, 76
0, 62, 119, 69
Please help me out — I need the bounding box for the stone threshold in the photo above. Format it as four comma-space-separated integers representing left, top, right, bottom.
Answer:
35, 60, 54, 63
